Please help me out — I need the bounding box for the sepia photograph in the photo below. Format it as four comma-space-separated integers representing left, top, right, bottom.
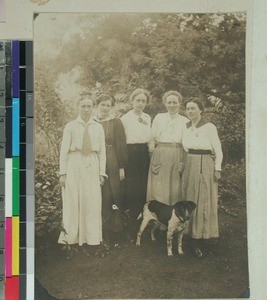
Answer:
34, 12, 248, 299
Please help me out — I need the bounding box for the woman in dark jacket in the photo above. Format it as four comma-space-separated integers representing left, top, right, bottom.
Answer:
95, 93, 128, 245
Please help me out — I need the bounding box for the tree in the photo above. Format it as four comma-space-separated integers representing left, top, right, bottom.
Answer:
35, 12, 246, 162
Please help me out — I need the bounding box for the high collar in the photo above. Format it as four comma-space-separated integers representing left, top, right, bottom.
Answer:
167, 112, 179, 120
131, 109, 145, 118
93, 114, 115, 123
76, 116, 97, 125
186, 117, 208, 129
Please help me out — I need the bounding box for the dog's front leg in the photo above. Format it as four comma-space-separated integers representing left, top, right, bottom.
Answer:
167, 229, 174, 256
177, 231, 184, 255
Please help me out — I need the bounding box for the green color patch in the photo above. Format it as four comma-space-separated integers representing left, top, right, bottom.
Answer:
12, 157, 20, 216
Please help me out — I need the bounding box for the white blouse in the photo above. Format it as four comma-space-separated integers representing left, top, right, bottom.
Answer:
149, 113, 188, 151
120, 110, 151, 144
59, 116, 106, 176
182, 119, 223, 171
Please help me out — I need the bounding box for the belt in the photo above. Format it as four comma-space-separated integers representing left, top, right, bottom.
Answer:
188, 149, 212, 155
127, 143, 147, 147
156, 142, 182, 148
69, 149, 95, 154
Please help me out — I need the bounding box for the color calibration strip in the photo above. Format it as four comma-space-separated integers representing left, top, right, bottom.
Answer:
0, 40, 34, 299
0, 40, 7, 299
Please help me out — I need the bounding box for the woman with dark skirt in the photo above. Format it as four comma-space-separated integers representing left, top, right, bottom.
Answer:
94, 94, 128, 246
121, 88, 152, 241
182, 98, 223, 258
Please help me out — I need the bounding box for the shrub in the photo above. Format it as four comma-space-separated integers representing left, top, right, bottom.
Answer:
35, 156, 62, 237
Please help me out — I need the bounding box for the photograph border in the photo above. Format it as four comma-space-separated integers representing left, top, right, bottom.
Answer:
1, 0, 267, 299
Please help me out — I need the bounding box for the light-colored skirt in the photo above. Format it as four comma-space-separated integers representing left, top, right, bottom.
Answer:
58, 151, 102, 246
182, 153, 219, 239
146, 143, 184, 205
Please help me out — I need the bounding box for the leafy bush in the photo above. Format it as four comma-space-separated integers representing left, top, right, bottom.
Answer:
35, 156, 62, 237
218, 161, 246, 217
219, 161, 246, 203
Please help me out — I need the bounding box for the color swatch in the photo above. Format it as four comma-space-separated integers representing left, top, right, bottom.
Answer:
0, 40, 34, 299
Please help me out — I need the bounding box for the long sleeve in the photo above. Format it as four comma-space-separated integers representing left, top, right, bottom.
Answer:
59, 123, 72, 175
97, 125, 107, 177
209, 124, 223, 171
114, 118, 128, 168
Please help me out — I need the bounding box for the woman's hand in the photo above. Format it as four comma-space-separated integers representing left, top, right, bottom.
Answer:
100, 176, 105, 186
59, 175, 66, 187
214, 171, 221, 183
119, 168, 125, 181
177, 162, 184, 175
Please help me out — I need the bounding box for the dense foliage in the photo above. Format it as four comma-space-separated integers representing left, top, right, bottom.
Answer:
35, 13, 246, 236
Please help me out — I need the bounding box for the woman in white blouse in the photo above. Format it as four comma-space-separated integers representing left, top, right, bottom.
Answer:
58, 93, 107, 252
121, 88, 151, 240
182, 98, 223, 258
147, 91, 188, 205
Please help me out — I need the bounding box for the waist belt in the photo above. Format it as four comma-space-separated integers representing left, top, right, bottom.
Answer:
188, 149, 212, 155
69, 149, 95, 154
127, 143, 148, 149
156, 142, 182, 148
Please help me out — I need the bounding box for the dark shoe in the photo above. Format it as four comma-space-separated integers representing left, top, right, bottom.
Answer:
61, 244, 78, 259
94, 244, 110, 257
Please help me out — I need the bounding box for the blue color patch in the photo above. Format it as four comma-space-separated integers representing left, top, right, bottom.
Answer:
12, 98, 20, 156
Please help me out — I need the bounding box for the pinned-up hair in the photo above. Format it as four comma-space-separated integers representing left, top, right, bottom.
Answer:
129, 88, 151, 103
78, 90, 95, 105
79, 90, 93, 99
162, 91, 183, 104
96, 93, 115, 106
185, 97, 205, 111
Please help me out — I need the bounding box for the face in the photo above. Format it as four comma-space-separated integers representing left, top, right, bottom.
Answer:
176, 201, 196, 222
132, 93, 148, 113
79, 98, 94, 120
186, 101, 202, 121
98, 99, 112, 116
165, 95, 180, 114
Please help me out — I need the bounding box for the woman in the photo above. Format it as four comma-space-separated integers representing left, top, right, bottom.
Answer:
182, 98, 223, 258
94, 93, 128, 244
58, 93, 106, 250
147, 91, 188, 205
121, 88, 152, 240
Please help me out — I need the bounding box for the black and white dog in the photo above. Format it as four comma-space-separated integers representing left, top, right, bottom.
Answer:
136, 200, 196, 256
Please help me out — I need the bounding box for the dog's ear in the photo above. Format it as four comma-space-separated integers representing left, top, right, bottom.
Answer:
188, 201, 197, 212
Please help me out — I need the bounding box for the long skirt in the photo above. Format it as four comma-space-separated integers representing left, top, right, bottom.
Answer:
124, 143, 150, 235
146, 143, 184, 205
58, 151, 102, 246
182, 153, 219, 239
102, 144, 123, 233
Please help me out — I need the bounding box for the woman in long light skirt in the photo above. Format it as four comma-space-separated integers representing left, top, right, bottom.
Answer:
182, 98, 223, 258
147, 91, 188, 205
58, 93, 106, 252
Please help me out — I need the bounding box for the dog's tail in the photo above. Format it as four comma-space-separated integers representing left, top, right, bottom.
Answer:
137, 212, 143, 220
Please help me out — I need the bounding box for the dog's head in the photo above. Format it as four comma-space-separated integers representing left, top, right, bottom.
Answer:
174, 201, 197, 222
